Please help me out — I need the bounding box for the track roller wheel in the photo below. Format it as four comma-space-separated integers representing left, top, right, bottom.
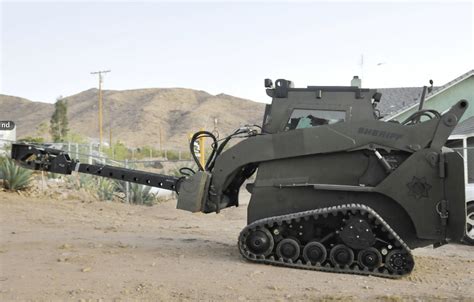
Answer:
238, 204, 414, 278
358, 247, 382, 269
276, 238, 300, 262
330, 244, 354, 267
302, 242, 327, 264
245, 228, 274, 257
385, 249, 414, 275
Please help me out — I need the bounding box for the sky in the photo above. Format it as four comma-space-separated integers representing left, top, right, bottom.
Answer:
1, 1, 473, 104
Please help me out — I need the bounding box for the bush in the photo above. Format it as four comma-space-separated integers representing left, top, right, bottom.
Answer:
46, 172, 61, 179
64, 132, 87, 144
170, 162, 198, 177
0, 157, 5, 179
66, 173, 96, 191
166, 150, 181, 160
103, 141, 129, 161
96, 178, 116, 201
115, 181, 156, 205
0, 157, 33, 191
66, 173, 116, 201
18, 136, 45, 143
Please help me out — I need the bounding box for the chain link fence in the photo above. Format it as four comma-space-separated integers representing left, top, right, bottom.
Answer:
0, 138, 195, 203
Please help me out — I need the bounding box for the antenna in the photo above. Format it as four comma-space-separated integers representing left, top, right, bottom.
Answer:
359, 54, 364, 80
428, 79, 434, 93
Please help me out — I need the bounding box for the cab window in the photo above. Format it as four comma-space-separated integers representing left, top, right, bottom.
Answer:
285, 109, 345, 130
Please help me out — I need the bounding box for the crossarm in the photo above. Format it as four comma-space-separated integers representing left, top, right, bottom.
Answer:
11, 143, 180, 192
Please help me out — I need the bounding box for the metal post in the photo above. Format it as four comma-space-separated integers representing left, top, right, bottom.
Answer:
41, 171, 45, 194
89, 143, 93, 164
75, 143, 79, 160
159, 125, 162, 153
125, 159, 130, 203
418, 86, 428, 111
415, 86, 428, 123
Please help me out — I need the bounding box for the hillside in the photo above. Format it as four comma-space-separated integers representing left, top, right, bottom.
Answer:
0, 88, 266, 150
0, 95, 54, 138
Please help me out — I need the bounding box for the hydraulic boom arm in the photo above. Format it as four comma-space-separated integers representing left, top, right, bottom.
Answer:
11, 143, 180, 192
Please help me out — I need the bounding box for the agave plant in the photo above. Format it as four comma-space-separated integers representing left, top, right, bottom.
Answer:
66, 173, 93, 190
115, 180, 156, 205
96, 177, 116, 201
0, 157, 33, 191
46, 172, 61, 180
0, 157, 5, 179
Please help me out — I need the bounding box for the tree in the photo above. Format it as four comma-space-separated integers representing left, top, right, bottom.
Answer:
35, 121, 49, 137
50, 96, 69, 142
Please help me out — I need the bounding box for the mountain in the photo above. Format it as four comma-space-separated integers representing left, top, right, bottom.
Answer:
0, 95, 54, 138
0, 88, 266, 150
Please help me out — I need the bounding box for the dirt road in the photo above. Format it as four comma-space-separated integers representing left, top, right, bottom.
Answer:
0, 191, 473, 301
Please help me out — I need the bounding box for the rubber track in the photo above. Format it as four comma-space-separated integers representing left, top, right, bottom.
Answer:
238, 203, 414, 279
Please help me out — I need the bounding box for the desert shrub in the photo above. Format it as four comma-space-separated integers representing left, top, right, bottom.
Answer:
0, 157, 5, 178
0, 159, 4, 179
180, 151, 192, 160
0, 157, 33, 191
66, 174, 116, 201
46, 172, 61, 179
170, 162, 198, 177
137, 145, 161, 159
165, 150, 180, 160
96, 178, 116, 201
103, 141, 129, 161
18, 136, 45, 143
115, 181, 156, 205
66, 173, 96, 191
64, 132, 87, 144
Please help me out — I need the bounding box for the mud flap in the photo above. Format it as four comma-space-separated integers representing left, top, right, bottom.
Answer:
444, 150, 466, 242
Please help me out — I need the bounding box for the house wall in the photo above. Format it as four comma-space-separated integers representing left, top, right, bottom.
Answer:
0, 127, 16, 147
392, 76, 474, 123
448, 137, 474, 184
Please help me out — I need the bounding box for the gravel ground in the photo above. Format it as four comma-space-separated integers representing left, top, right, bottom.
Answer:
0, 190, 473, 301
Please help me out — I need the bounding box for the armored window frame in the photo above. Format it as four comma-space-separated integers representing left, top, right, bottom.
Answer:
284, 109, 346, 131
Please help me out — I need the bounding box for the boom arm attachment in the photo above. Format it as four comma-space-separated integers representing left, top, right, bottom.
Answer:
11, 143, 180, 192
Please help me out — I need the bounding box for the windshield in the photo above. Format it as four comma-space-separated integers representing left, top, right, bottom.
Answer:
285, 109, 345, 131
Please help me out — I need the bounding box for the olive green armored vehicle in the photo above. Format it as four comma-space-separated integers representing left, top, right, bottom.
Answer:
11, 79, 469, 278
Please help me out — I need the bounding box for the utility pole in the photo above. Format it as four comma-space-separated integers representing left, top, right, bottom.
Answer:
109, 128, 113, 146
159, 125, 163, 153
90, 70, 111, 148
199, 127, 205, 168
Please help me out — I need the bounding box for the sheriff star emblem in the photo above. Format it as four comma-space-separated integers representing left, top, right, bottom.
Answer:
407, 176, 432, 199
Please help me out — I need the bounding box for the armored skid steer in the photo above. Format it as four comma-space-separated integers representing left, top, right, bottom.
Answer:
11, 79, 468, 278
